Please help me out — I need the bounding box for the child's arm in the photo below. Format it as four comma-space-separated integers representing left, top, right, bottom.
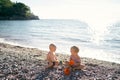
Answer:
74, 57, 81, 66
55, 55, 58, 62
70, 55, 72, 61
51, 55, 58, 62
46, 53, 51, 61
74, 62, 80, 66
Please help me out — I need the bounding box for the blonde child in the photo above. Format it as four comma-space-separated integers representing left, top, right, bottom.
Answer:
46, 44, 59, 68
65, 46, 85, 71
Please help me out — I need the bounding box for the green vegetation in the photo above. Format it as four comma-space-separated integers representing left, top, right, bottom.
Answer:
0, 0, 39, 20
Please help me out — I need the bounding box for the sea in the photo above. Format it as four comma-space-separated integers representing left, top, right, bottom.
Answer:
0, 19, 120, 64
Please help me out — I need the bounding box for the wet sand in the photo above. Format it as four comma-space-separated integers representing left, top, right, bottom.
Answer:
0, 43, 120, 80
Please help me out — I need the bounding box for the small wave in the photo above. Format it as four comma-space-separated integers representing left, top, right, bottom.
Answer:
111, 45, 120, 49
0, 37, 34, 49
0, 38, 5, 42
61, 37, 89, 43
105, 39, 120, 44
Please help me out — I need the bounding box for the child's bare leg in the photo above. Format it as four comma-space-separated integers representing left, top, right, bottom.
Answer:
79, 64, 85, 69
46, 62, 53, 69
73, 65, 85, 70
53, 62, 59, 68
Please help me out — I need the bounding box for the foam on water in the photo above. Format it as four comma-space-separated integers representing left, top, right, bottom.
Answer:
0, 37, 37, 49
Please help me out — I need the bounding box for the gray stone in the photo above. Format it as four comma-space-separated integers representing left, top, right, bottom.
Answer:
0, 74, 5, 78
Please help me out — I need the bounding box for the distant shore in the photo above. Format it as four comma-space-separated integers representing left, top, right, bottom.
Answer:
0, 15, 39, 20
0, 43, 120, 79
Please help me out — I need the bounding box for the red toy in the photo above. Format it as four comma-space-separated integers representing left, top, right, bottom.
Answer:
64, 68, 70, 75
69, 60, 74, 66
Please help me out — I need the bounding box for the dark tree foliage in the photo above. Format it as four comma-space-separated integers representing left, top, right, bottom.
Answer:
0, 0, 13, 16
12, 2, 30, 16
0, 0, 38, 20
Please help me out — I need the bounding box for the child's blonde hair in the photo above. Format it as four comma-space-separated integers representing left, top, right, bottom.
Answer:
49, 43, 56, 49
71, 46, 79, 53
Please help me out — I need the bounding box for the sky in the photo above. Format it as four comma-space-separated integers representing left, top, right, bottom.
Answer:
11, 0, 120, 26
11, 0, 120, 20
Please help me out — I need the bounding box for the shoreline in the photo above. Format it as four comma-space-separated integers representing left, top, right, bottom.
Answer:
0, 42, 120, 79
0, 40, 119, 64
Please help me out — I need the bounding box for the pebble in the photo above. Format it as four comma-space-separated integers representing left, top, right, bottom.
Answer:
11, 64, 18, 68
16, 74, 23, 78
33, 54, 42, 57
7, 75, 16, 79
112, 76, 118, 79
22, 68, 29, 73
115, 70, 120, 74
3, 69, 11, 75
75, 72, 79, 76
0, 74, 5, 78
44, 77, 50, 80
3, 58, 8, 61
0, 52, 4, 55
2, 64, 9, 69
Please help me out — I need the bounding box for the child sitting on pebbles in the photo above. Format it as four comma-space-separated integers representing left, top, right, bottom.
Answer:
65, 46, 85, 71
46, 44, 59, 68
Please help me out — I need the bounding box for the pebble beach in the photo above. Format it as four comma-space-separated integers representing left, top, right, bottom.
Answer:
0, 43, 120, 80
